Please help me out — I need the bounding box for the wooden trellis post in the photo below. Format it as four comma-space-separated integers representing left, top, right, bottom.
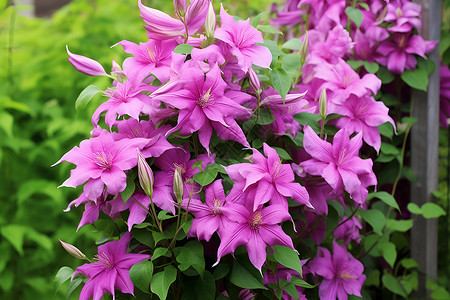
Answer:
411, 0, 441, 298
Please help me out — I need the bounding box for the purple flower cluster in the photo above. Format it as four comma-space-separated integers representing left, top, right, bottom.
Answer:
55, 0, 433, 299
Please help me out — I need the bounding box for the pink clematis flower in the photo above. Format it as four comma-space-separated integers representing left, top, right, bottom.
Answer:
214, 4, 272, 71
185, 179, 228, 242
73, 232, 150, 300
117, 39, 177, 83
55, 129, 142, 198
308, 241, 366, 300
300, 126, 377, 205
333, 216, 363, 245
440, 64, 450, 128
92, 72, 157, 128
153, 64, 252, 153
215, 202, 295, 272
315, 58, 381, 104
384, 1, 421, 33
329, 94, 396, 152
225, 143, 310, 211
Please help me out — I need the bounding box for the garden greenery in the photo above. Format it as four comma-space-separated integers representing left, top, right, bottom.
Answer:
2, 0, 448, 299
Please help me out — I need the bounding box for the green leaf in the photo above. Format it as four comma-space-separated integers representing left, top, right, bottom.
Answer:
386, 219, 413, 232
273, 245, 302, 277
273, 147, 292, 161
75, 85, 102, 112
258, 40, 285, 58
256, 108, 275, 125
284, 282, 300, 300
213, 263, 230, 280
195, 271, 216, 300
191, 160, 203, 172
193, 164, 218, 186
0, 111, 14, 138
251, 12, 266, 27
173, 44, 194, 54
153, 247, 171, 260
379, 122, 394, 139
121, 171, 137, 204
270, 68, 291, 101
290, 277, 316, 288
151, 265, 177, 300
282, 39, 303, 50
0, 268, 13, 292
378, 241, 396, 267
132, 228, 155, 248
364, 61, 379, 73
359, 209, 385, 235
365, 270, 380, 287
347, 60, 365, 70
367, 191, 400, 212
158, 210, 176, 221
377, 66, 395, 84
257, 24, 282, 35
293, 112, 321, 133
421, 203, 446, 218
26, 228, 53, 251
54, 267, 74, 287
380, 143, 400, 156
229, 260, 267, 290
1, 224, 26, 255
382, 274, 407, 297
174, 241, 205, 275
130, 260, 153, 293
66, 278, 83, 298
401, 117, 417, 126
401, 67, 428, 91
407, 203, 422, 214
345, 7, 363, 28
399, 258, 419, 269
0, 244, 11, 273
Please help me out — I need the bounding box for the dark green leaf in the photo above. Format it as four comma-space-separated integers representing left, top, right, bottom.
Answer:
151, 265, 177, 300
380, 143, 400, 156
401, 67, 428, 91
367, 191, 400, 212
213, 263, 230, 280
378, 240, 396, 267
359, 209, 385, 235
379, 122, 394, 139
256, 108, 275, 125
173, 44, 194, 54
273, 147, 292, 161
174, 241, 205, 275
66, 278, 83, 298
121, 171, 137, 204
273, 245, 302, 276
1, 224, 26, 255
270, 68, 291, 102
75, 85, 102, 112
153, 247, 171, 260
382, 274, 407, 297
195, 271, 216, 300
377, 67, 395, 84
293, 112, 321, 133
158, 210, 175, 221
229, 260, 267, 290
0, 111, 13, 138
290, 277, 316, 288
130, 260, 153, 293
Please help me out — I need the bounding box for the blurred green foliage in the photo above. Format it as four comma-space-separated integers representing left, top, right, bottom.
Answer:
0, 0, 279, 298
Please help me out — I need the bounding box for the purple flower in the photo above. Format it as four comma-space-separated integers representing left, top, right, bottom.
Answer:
440, 64, 450, 128
308, 241, 366, 300
66, 46, 108, 77
333, 216, 362, 245
384, 1, 421, 33
185, 180, 228, 242
215, 202, 295, 272
73, 232, 150, 300
300, 126, 377, 204
55, 129, 142, 197
214, 4, 272, 71
92, 72, 156, 128
330, 94, 396, 152
153, 64, 252, 153
225, 143, 310, 211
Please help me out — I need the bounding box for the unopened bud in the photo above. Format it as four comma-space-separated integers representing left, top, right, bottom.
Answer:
299, 31, 309, 66
319, 88, 327, 120
66, 45, 107, 77
111, 60, 126, 83
173, 167, 184, 204
137, 150, 154, 197
59, 239, 88, 261
248, 68, 261, 94
174, 0, 187, 18
205, 1, 216, 39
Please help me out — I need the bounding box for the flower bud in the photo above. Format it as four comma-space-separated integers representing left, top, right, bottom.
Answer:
319, 88, 327, 120
205, 1, 216, 39
248, 68, 261, 94
111, 60, 126, 83
173, 166, 184, 204
137, 150, 154, 197
59, 239, 88, 261
66, 46, 107, 77
174, 0, 187, 18
299, 31, 309, 66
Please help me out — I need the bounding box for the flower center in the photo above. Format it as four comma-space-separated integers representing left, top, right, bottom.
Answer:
96, 251, 115, 269
174, 163, 186, 175
249, 211, 263, 230
212, 198, 223, 216
395, 7, 403, 18
336, 148, 347, 166
338, 271, 357, 280
93, 152, 112, 171
147, 48, 156, 62
197, 88, 214, 108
